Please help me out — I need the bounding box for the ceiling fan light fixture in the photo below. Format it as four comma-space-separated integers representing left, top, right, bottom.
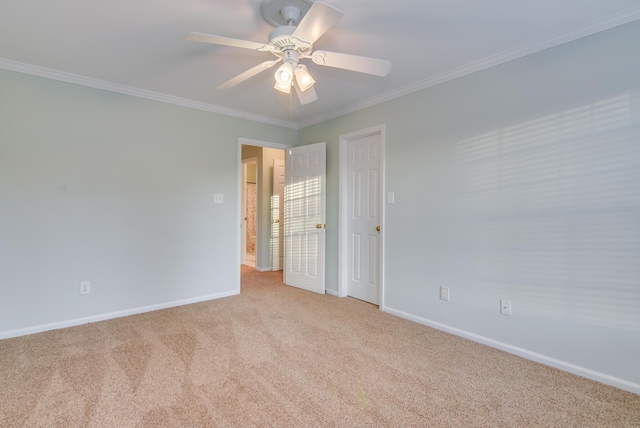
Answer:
274, 62, 294, 86
274, 80, 292, 94
294, 64, 315, 92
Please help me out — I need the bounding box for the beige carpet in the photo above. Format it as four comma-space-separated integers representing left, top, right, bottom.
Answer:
1, 266, 638, 427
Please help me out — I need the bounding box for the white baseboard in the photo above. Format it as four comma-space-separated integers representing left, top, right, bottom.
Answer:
325, 288, 338, 296
0, 290, 238, 341
255, 265, 273, 272
382, 306, 640, 396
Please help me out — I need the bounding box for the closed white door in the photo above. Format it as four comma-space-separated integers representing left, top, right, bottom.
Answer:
347, 133, 381, 304
284, 142, 326, 294
271, 158, 285, 270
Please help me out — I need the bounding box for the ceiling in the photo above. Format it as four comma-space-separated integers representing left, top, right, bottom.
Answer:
1, 0, 639, 128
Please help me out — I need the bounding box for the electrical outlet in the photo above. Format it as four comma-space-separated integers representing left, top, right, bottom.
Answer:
440, 286, 450, 301
500, 299, 512, 316
80, 281, 91, 295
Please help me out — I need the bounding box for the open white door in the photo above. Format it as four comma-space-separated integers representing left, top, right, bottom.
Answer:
284, 142, 326, 294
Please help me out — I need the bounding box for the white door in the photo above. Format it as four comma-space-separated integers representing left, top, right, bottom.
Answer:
284, 142, 326, 294
346, 133, 381, 304
271, 158, 285, 270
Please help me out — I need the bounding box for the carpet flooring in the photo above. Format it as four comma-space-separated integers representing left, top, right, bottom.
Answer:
1, 266, 638, 427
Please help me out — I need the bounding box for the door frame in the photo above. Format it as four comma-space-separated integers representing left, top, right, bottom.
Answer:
237, 137, 290, 292
338, 125, 386, 308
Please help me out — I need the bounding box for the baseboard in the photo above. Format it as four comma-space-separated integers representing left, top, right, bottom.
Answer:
325, 288, 338, 296
255, 265, 273, 272
0, 290, 238, 341
382, 306, 640, 395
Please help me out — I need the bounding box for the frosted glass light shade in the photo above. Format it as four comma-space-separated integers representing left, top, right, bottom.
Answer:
294, 65, 315, 92
274, 62, 294, 86
274, 80, 292, 94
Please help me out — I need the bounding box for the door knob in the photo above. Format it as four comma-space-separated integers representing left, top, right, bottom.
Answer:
316, 224, 325, 229
273, 219, 280, 223
376, 226, 380, 232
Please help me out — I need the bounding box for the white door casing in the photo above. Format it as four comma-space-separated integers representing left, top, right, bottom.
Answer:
272, 158, 285, 271
339, 126, 385, 306
284, 142, 327, 294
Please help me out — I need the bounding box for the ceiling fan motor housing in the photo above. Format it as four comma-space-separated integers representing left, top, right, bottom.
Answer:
282, 49, 300, 66
268, 25, 308, 52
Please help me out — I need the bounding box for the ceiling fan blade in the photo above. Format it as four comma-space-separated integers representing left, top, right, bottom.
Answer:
291, 2, 343, 47
311, 50, 391, 76
186, 32, 274, 52
217, 60, 279, 90
294, 80, 318, 105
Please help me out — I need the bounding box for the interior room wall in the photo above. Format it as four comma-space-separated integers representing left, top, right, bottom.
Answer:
298, 21, 640, 392
0, 69, 290, 336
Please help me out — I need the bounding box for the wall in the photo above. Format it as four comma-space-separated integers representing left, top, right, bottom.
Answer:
299, 21, 640, 392
246, 163, 257, 184
0, 69, 290, 336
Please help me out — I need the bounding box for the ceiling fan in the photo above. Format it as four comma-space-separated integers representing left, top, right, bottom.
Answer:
186, 0, 391, 105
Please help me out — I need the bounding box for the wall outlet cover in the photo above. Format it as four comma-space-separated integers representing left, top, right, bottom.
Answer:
440, 286, 450, 301
80, 281, 91, 295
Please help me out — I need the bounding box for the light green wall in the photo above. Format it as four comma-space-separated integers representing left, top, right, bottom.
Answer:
0, 68, 289, 334
299, 21, 640, 391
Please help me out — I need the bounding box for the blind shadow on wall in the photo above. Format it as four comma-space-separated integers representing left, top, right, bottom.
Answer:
455, 93, 640, 329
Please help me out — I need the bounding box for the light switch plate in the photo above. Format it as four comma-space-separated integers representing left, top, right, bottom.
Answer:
387, 192, 395, 204
214, 193, 224, 204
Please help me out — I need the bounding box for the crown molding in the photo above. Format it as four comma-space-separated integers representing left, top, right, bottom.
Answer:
298, 5, 640, 129
0, 58, 297, 129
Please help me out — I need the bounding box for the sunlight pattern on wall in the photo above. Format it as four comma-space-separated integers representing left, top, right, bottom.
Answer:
455, 94, 640, 329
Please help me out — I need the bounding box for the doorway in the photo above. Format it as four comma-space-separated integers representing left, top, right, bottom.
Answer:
239, 139, 287, 274
238, 138, 328, 296
338, 125, 385, 306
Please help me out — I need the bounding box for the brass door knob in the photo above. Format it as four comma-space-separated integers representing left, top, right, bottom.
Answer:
316, 224, 325, 229
376, 226, 380, 232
